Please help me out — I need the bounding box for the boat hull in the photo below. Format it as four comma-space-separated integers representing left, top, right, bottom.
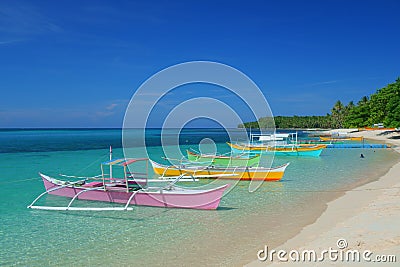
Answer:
41, 174, 228, 210
150, 161, 289, 181
186, 150, 260, 167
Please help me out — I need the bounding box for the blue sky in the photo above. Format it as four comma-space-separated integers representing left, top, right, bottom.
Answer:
1, 0, 399, 127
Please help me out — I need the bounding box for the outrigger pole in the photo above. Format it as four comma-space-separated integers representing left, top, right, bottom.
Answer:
109, 145, 113, 182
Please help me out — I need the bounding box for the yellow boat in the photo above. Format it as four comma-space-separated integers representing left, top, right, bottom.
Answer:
150, 160, 289, 181
319, 136, 363, 142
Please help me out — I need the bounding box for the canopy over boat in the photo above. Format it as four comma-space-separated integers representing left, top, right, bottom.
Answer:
251, 132, 297, 144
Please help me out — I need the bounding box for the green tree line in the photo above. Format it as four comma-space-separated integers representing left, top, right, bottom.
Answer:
239, 78, 400, 129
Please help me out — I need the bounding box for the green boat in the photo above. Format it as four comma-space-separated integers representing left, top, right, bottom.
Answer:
186, 150, 261, 167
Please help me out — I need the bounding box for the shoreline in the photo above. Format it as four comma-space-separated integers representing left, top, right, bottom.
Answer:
246, 130, 400, 266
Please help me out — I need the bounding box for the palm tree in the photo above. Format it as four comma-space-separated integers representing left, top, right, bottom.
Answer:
331, 100, 345, 128
347, 101, 355, 109
358, 96, 369, 106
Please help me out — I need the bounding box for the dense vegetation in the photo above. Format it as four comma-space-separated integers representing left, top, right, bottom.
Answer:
240, 116, 333, 129
239, 78, 400, 129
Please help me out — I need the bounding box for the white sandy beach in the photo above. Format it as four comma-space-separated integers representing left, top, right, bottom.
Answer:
246, 130, 400, 266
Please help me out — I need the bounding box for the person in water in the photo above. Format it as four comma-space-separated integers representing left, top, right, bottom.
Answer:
360, 153, 365, 158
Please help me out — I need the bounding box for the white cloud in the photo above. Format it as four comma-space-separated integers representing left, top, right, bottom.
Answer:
106, 103, 118, 110
0, 39, 24, 45
0, 2, 62, 36
0, 99, 130, 127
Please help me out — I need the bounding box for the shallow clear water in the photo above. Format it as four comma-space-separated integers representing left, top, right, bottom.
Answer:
0, 129, 398, 266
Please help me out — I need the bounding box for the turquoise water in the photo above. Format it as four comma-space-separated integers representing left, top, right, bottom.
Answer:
0, 129, 398, 266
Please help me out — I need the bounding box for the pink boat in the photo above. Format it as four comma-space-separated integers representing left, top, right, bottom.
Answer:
28, 157, 229, 211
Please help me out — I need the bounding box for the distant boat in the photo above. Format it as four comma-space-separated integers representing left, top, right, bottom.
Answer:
227, 142, 326, 157
364, 127, 396, 131
227, 132, 326, 157
28, 154, 230, 211
319, 136, 363, 141
186, 150, 261, 167
150, 160, 289, 181
297, 139, 345, 145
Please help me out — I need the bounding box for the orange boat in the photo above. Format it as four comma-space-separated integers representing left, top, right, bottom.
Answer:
364, 127, 396, 131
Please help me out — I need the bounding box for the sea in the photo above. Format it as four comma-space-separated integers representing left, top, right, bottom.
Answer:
0, 128, 398, 266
